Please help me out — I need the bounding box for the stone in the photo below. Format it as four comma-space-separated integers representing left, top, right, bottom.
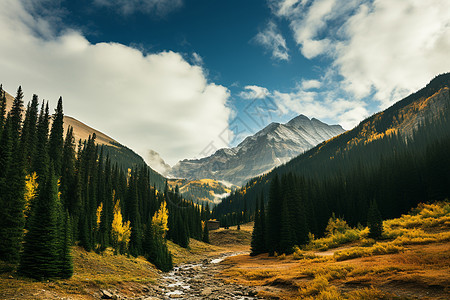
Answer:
100, 289, 114, 299
201, 287, 212, 296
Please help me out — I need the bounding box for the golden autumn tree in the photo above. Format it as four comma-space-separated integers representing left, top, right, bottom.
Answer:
152, 201, 169, 238
111, 197, 131, 254
23, 172, 38, 218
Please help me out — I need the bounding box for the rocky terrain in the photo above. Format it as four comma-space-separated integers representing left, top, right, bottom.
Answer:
171, 115, 345, 186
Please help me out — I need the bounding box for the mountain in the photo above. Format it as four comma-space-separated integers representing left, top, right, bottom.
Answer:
3, 89, 166, 190
167, 178, 238, 205
214, 72, 450, 228
171, 115, 345, 186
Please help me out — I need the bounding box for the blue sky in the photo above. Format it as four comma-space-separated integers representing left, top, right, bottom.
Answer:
0, 0, 449, 172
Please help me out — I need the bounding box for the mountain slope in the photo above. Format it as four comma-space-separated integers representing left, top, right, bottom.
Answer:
171, 115, 344, 186
3, 89, 166, 189
214, 72, 450, 225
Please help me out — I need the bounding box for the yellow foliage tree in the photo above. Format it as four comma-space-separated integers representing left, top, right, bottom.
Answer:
111, 198, 131, 253
152, 201, 169, 238
24, 172, 38, 218
96, 202, 103, 229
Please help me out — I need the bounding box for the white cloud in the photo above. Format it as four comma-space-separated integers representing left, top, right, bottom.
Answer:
239, 85, 271, 100
270, 0, 450, 108
0, 0, 232, 166
93, 0, 183, 16
239, 79, 368, 130
335, 0, 450, 107
192, 52, 204, 66
301, 79, 321, 90
254, 21, 290, 61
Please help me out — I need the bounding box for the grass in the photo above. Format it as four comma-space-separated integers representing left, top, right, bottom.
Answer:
218, 201, 450, 299
0, 246, 158, 299
0, 224, 253, 299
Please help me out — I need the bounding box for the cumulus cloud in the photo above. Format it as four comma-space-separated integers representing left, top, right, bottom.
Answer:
301, 79, 321, 90
0, 0, 232, 166
239, 85, 271, 100
93, 0, 183, 16
254, 21, 290, 61
240, 79, 368, 130
270, 0, 450, 107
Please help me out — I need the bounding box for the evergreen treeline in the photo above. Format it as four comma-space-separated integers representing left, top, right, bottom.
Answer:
213, 73, 450, 255
0, 86, 206, 278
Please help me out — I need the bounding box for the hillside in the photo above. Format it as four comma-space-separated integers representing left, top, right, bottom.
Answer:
214, 73, 450, 233
220, 201, 450, 299
168, 178, 238, 205
3, 89, 166, 190
171, 115, 344, 186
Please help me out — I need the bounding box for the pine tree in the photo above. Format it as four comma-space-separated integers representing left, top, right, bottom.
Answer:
279, 198, 294, 254
144, 220, 173, 272
32, 102, 49, 181
367, 200, 383, 239
0, 115, 26, 264
259, 194, 267, 252
10, 86, 24, 141
0, 85, 6, 137
202, 220, 210, 243
58, 210, 73, 278
267, 175, 281, 256
250, 198, 262, 256
20, 95, 39, 171
19, 166, 60, 279
48, 97, 64, 177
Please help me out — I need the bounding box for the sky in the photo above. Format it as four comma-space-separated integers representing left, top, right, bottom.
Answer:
0, 0, 449, 173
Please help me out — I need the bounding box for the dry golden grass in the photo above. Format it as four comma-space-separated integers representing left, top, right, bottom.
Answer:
219, 202, 450, 299
0, 246, 157, 299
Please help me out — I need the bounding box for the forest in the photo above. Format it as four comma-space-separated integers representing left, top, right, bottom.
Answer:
0, 85, 211, 279
213, 73, 450, 255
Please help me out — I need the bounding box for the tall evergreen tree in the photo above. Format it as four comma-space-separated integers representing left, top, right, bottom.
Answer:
20, 94, 39, 171
367, 200, 383, 239
0, 85, 6, 136
202, 220, 210, 244
19, 166, 60, 279
267, 175, 281, 256
250, 198, 263, 256
0, 115, 26, 264
58, 210, 73, 279
48, 97, 64, 177
32, 102, 49, 181
10, 86, 24, 141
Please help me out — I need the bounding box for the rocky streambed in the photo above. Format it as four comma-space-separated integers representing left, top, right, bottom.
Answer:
98, 252, 260, 300
157, 252, 260, 300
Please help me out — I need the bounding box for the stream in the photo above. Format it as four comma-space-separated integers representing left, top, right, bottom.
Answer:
158, 252, 260, 299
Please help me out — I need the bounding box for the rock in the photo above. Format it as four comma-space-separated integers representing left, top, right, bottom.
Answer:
201, 287, 213, 296
100, 289, 114, 299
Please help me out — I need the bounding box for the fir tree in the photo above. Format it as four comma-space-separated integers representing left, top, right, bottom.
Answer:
10, 86, 24, 141
48, 97, 64, 177
58, 210, 73, 278
0, 115, 26, 264
19, 166, 60, 279
32, 102, 49, 181
250, 198, 263, 256
0, 85, 6, 136
202, 220, 210, 243
367, 200, 383, 239
267, 175, 281, 256
20, 95, 39, 171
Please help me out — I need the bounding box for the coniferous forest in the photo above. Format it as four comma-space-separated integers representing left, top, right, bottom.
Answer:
0, 85, 207, 279
214, 73, 450, 256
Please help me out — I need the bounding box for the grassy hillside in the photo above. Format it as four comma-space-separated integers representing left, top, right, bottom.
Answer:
219, 201, 450, 299
168, 178, 238, 205
3, 88, 166, 190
